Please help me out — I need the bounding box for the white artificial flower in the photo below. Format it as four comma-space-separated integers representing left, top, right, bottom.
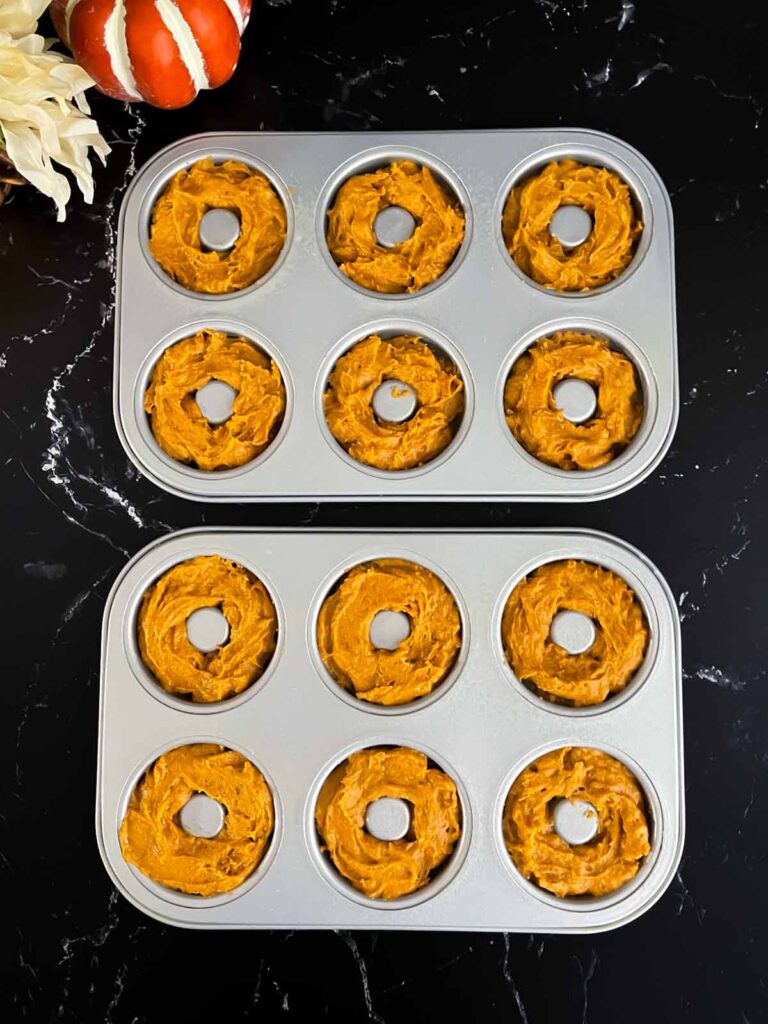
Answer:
0, 2, 110, 221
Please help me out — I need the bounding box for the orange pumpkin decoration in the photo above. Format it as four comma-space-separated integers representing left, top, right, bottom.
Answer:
50, 0, 251, 110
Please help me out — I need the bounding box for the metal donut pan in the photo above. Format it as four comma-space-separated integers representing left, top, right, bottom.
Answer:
97, 527, 684, 930
114, 129, 677, 502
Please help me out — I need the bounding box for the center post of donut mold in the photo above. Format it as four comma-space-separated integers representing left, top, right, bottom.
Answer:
373, 205, 417, 248
552, 378, 598, 424
552, 798, 599, 845
195, 379, 238, 425
369, 610, 411, 650
198, 207, 242, 252
179, 793, 227, 839
372, 379, 418, 424
186, 606, 230, 652
364, 797, 413, 842
548, 204, 593, 249
549, 609, 596, 654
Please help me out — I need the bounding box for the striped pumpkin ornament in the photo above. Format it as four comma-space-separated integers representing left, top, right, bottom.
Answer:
50, 0, 251, 109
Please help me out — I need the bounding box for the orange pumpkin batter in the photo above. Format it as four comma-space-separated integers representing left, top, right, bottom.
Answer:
317, 558, 461, 706
119, 743, 274, 897
502, 160, 642, 291
503, 746, 651, 897
145, 329, 286, 471
149, 158, 287, 294
502, 560, 648, 706
326, 160, 465, 293
315, 747, 461, 899
324, 334, 464, 471
138, 555, 277, 704
504, 331, 643, 470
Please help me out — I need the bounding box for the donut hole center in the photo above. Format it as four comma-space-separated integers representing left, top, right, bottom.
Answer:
186, 606, 230, 653
372, 379, 418, 424
552, 378, 597, 424
364, 797, 413, 842
549, 205, 593, 249
373, 205, 417, 248
199, 207, 241, 252
552, 798, 598, 845
195, 379, 238, 425
179, 793, 226, 838
369, 610, 411, 651
549, 609, 596, 655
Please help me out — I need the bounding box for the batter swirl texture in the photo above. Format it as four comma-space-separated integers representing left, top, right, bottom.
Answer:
502, 160, 642, 291
504, 331, 643, 470
145, 330, 286, 472
326, 160, 465, 293
119, 743, 275, 897
501, 560, 648, 706
149, 158, 287, 294
503, 746, 651, 897
315, 747, 462, 899
138, 555, 277, 704
324, 334, 464, 471
317, 558, 461, 706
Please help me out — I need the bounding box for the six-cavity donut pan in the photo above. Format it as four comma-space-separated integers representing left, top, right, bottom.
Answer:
114, 129, 678, 502
98, 528, 684, 931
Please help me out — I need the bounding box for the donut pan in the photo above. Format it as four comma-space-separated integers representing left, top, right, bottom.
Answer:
114, 129, 678, 502
97, 527, 684, 931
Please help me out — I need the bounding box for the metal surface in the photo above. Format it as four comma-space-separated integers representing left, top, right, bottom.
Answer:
552, 378, 597, 424
195, 380, 237, 424
97, 528, 684, 931
114, 129, 678, 502
552, 799, 598, 845
199, 208, 241, 251
179, 794, 226, 838
369, 609, 411, 650
373, 205, 417, 248
550, 609, 596, 654
186, 607, 230, 652
549, 205, 593, 248
365, 797, 412, 841
372, 379, 418, 423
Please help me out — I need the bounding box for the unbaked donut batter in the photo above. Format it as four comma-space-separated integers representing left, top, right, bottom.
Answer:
326, 160, 465, 293
138, 555, 277, 703
504, 331, 643, 470
324, 334, 464, 471
501, 560, 648, 706
119, 743, 274, 896
145, 329, 286, 471
502, 160, 642, 291
317, 558, 461, 705
315, 747, 461, 899
503, 746, 651, 897
149, 158, 287, 294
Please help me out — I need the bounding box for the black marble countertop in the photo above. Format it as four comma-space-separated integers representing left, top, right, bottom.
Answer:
2, 1, 766, 1020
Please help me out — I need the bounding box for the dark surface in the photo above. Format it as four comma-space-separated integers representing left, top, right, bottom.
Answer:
2, 1, 767, 1021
